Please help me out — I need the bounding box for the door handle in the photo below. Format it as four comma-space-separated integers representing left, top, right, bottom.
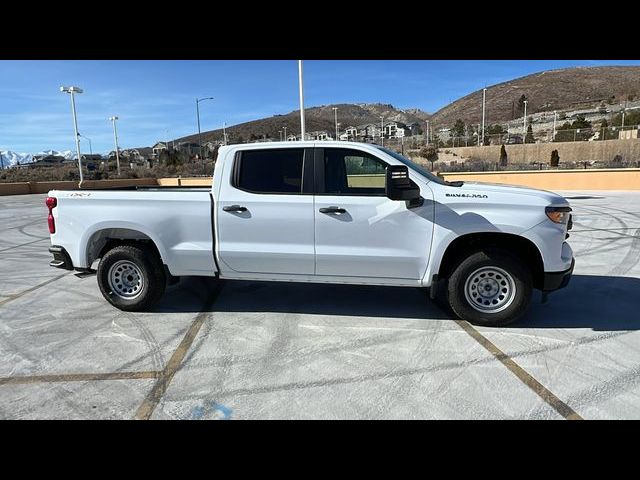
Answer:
223, 205, 247, 213
319, 206, 347, 214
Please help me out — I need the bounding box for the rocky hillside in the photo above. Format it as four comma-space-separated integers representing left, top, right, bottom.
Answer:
430, 66, 640, 127
177, 103, 431, 144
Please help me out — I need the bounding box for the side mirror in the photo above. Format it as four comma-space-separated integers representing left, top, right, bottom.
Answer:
386, 165, 421, 201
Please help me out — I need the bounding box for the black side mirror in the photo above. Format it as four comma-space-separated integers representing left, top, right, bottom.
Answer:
386, 165, 421, 201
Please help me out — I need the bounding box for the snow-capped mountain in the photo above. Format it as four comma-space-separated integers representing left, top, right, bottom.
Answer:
0, 150, 76, 167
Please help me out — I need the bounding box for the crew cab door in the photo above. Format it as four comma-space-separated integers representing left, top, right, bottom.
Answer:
314, 147, 433, 280
216, 147, 315, 275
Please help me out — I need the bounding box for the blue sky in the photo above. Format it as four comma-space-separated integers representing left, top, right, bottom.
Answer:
1, 60, 640, 154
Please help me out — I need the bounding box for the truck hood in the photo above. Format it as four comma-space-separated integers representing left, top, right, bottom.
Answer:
455, 181, 569, 206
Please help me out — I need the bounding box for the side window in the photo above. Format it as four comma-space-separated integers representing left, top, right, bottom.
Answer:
324, 148, 387, 195
236, 149, 304, 194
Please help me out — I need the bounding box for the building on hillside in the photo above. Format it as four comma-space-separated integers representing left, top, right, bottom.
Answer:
119, 147, 154, 163
152, 142, 172, 156
31, 154, 66, 167
356, 124, 380, 141
384, 121, 411, 138
309, 131, 332, 141
342, 126, 358, 140
176, 142, 201, 157
286, 134, 298, 141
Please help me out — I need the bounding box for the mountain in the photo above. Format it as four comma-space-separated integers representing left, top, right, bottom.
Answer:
0, 151, 32, 167
429, 66, 640, 128
0, 150, 75, 167
177, 103, 431, 144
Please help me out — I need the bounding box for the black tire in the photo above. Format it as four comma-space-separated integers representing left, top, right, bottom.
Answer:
446, 250, 532, 327
97, 244, 166, 311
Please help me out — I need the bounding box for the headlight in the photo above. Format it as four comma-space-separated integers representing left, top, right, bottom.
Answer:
545, 206, 572, 224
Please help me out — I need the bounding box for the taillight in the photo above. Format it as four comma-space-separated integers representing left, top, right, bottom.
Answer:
46, 197, 57, 234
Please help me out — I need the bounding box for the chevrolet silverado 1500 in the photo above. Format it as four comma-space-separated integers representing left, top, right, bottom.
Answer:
46, 141, 574, 326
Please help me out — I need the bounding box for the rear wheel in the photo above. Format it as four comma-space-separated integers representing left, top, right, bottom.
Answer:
97, 244, 166, 311
446, 250, 532, 327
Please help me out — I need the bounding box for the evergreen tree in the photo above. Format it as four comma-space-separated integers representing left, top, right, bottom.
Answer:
499, 145, 508, 167
525, 124, 535, 143
550, 150, 560, 167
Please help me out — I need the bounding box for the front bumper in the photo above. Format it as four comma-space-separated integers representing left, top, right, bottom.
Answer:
542, 257, 574, 292
49, 245, 74, 270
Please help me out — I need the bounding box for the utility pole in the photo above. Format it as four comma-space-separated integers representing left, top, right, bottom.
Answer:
333, 107, 338, 141
196, 97, 214, 160
481, 87, 487, 146
380, 116, 384, 147
223, 122, 228, 146
553, 110, 557, 141
60, 86, 84, 186
298, 60, 306, 140
109, 116, 121, 176
284, 125, 288, 141
426, 120, 430, 146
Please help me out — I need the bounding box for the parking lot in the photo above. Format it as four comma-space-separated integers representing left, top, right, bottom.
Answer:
1, 191, 640, 419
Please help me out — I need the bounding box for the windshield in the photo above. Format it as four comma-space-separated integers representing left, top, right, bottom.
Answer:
375, 146, 453, 186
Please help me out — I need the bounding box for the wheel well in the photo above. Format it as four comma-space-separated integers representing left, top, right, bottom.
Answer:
87, 228, 162, 267
438, 233, 544, 289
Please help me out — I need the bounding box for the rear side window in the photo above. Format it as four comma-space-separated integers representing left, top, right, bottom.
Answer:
236, 149, 304, 194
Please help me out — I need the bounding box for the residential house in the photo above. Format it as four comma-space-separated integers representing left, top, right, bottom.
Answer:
152, 142, 171, 156
176, 142, 201, 157
343, 126, 358, 140
31, 154, 66, 167
384, 121, 411, 138
356, 124, 380, 141
309, 131, 332, 141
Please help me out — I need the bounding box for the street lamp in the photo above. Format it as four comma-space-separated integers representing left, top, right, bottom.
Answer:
332, 107, 338, 141
298, 60, 306, 141
79, 133, 92, 155
109, 116, 121, 176
284, 125, 288, 141
553, 110, 557, 141
223, 122, 228, 146
481, 87, 487, 146
380, 116, 385, 147
196, 97, 214, 160
60, 86, 84, 185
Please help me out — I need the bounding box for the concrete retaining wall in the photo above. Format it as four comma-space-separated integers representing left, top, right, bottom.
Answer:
156, 177, 212, 187
0, 178, 157, 196
446, 139, 640, 165
441, 168, 640, 190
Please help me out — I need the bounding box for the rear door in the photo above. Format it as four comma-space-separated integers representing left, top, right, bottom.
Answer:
216, 147, 316, 275
314, 147, 432, 280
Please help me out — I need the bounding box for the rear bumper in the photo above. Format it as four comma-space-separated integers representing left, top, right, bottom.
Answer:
49, 245, 74, 270
542, 258, 574, 292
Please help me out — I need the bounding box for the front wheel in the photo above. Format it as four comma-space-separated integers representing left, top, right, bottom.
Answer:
447, 250, 532, 327
97, 244, 166, 311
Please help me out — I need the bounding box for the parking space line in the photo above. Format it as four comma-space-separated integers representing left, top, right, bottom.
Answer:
134, 282, 224, 420
0, 273, 70, 307
0, 370, 161, 386
454, 320, 583, 420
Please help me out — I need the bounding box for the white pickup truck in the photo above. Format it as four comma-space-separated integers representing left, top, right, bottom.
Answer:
46, 141, 574, 326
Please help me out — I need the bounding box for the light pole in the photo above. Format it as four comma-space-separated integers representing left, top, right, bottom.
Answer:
284, 125, 288, 141
79, 134, 92, 155
298, 60, 306, 140
481, 87, 487, 146
223, 122, 228, 146
196, 97, 214, 160
553, 110, 557, 141
426, 120, 430, 146
621, 104, 626, 132
109, 116, 121, 176
333, 107, 338, 140
380, 116, 385, 147
523, 100, 528, 141
60, 86, 84, 185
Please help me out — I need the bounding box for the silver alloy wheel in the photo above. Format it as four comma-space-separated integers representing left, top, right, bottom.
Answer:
107, 260, 144, 300
463, 266, 516, 313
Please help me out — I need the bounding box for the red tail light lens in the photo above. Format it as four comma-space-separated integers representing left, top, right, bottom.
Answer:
46, 197, 57, 234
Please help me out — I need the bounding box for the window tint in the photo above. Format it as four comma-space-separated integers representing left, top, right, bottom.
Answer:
324, 148, 387, 195
237, 149, 304, 193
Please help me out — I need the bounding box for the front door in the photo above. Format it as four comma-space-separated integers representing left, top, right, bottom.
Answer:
217, 147, 315, 275
314, 147, 432, 280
